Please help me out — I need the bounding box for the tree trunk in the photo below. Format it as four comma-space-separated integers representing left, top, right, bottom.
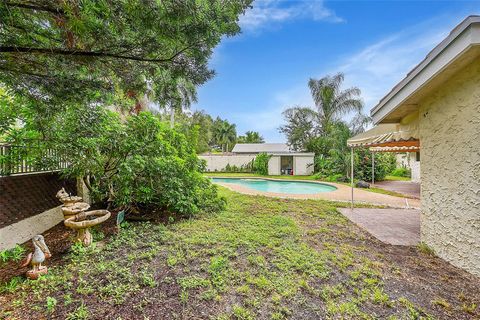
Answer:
170, 106, 175, 128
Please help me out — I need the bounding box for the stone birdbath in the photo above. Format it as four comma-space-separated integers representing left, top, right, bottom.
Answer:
64, 210, 111, 246
61, 202, 90, 220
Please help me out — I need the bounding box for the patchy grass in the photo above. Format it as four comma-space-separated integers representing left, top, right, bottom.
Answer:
384, 175, 411, 181
367, 186, 407, 198
0, 187, 478, 319
0, 245, 26, 265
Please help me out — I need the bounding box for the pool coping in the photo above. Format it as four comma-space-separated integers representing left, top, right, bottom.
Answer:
207, 176, 420, 209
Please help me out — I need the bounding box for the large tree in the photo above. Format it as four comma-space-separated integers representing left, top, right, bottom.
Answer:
279, 107, 317, 151
213, 118, 236, 152
0, 0, 250, 109
280, 73, 364, 151
308, 73, 363, 133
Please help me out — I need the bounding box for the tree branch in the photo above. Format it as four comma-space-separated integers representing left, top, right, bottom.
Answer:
0, 45, 193, 63
5, 2, 65, 15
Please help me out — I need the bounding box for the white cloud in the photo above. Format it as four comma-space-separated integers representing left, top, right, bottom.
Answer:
337, 22, 450, 110
244, 15, 463, 141
239, 0, 343, 32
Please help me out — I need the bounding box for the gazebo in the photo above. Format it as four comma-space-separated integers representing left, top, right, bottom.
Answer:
347, 123, 419, 208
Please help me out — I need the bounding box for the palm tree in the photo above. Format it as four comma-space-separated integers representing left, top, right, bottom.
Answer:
156, 76, 197, 128
308, 73, 363, 133
244, 131, 264, 143
214, 121, 236, 152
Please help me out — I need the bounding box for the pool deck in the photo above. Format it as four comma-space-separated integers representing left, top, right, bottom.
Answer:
373, 180, 420, 199
338, 208, 420, 246
213, 177, 420, 209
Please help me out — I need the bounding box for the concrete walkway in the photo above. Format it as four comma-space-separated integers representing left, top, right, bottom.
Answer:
215, 178, 420, 209
338, 208, 420, 245
374, 180, 420, 199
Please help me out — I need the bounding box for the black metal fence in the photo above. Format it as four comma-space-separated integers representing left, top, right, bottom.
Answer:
0, 144, 69, 176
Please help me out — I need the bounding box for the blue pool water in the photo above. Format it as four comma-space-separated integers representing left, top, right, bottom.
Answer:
211, 178, 337, 194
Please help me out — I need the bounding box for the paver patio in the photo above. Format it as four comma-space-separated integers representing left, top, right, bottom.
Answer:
374, 180, 421, 199
338, 208, 421, 245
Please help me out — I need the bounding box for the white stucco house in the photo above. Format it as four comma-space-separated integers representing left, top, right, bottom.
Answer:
348, 16, 480, 276
200, 143, 315, 175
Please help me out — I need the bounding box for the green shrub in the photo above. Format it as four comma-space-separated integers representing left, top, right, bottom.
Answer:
352, 149, 396, 182
390, 167, 411, 178
252, 153, 271, 175
59, 111, 225, 216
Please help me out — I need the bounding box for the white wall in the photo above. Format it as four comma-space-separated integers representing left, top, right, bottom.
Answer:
294, 156, 315, 175
199, 155, 255, 172
410, 155, 420, 183
268, 156, 280, 175
396, 152, 421, 182
416, 60, 480, 276
200, 154, 314, 176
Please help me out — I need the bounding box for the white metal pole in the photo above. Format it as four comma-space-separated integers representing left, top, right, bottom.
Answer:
372, 151, 375, 185
351, 147, 354, 210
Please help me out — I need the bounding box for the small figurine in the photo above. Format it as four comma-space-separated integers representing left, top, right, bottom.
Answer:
20, 235, 51, 280
56, 187, 69, 200
56, 188, 82, 207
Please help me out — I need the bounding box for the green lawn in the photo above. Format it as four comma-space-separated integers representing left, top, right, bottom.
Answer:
384, 175, 411, 181
1, 188, 478, 319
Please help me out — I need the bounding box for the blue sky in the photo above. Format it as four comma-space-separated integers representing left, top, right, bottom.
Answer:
192, 0, 480, 142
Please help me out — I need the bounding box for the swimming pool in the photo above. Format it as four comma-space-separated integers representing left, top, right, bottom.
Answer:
211, 178, 337, 194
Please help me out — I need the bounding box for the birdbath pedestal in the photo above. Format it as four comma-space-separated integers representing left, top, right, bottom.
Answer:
64, 210, 111, 246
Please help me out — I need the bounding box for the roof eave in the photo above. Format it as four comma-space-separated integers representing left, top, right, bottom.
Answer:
371, 16, 480, 124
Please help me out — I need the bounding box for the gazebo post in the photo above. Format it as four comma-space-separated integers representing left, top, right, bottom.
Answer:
371, 151, 375, 185
351, 147, 354, 210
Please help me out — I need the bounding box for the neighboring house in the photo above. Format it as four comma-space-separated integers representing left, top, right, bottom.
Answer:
396, 152, 421, 183
349, 16, 480, 275
200, 143, 315, 175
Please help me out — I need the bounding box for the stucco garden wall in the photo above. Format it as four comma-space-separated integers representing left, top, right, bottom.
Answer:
294, 156, 315, 175
417, 60, 480, 276
199, 155, 255, 172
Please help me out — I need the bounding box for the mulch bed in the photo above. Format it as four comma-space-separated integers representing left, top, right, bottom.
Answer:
0, 208, 123, 284
0, 205, 177, 285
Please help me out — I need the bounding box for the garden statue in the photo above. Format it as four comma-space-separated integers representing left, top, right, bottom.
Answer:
56, 187, 82, 207
21, 235, 51, 280
64, 210, 111, 246
356, 180, 370, 188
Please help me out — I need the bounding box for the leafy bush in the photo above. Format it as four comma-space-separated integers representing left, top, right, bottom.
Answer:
353, 148, 396, 182
313, 148, 395, 182
390, 167, 411, 178
58, 111, 225, 216
252, 153, 271, 175
222, 162, 253, 173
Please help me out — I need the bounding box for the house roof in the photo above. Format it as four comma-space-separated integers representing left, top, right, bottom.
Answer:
371, 15, 480, 124
232, 143, 291, 153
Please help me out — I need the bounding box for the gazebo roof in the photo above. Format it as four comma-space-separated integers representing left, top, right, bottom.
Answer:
347, 123, 419, 150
